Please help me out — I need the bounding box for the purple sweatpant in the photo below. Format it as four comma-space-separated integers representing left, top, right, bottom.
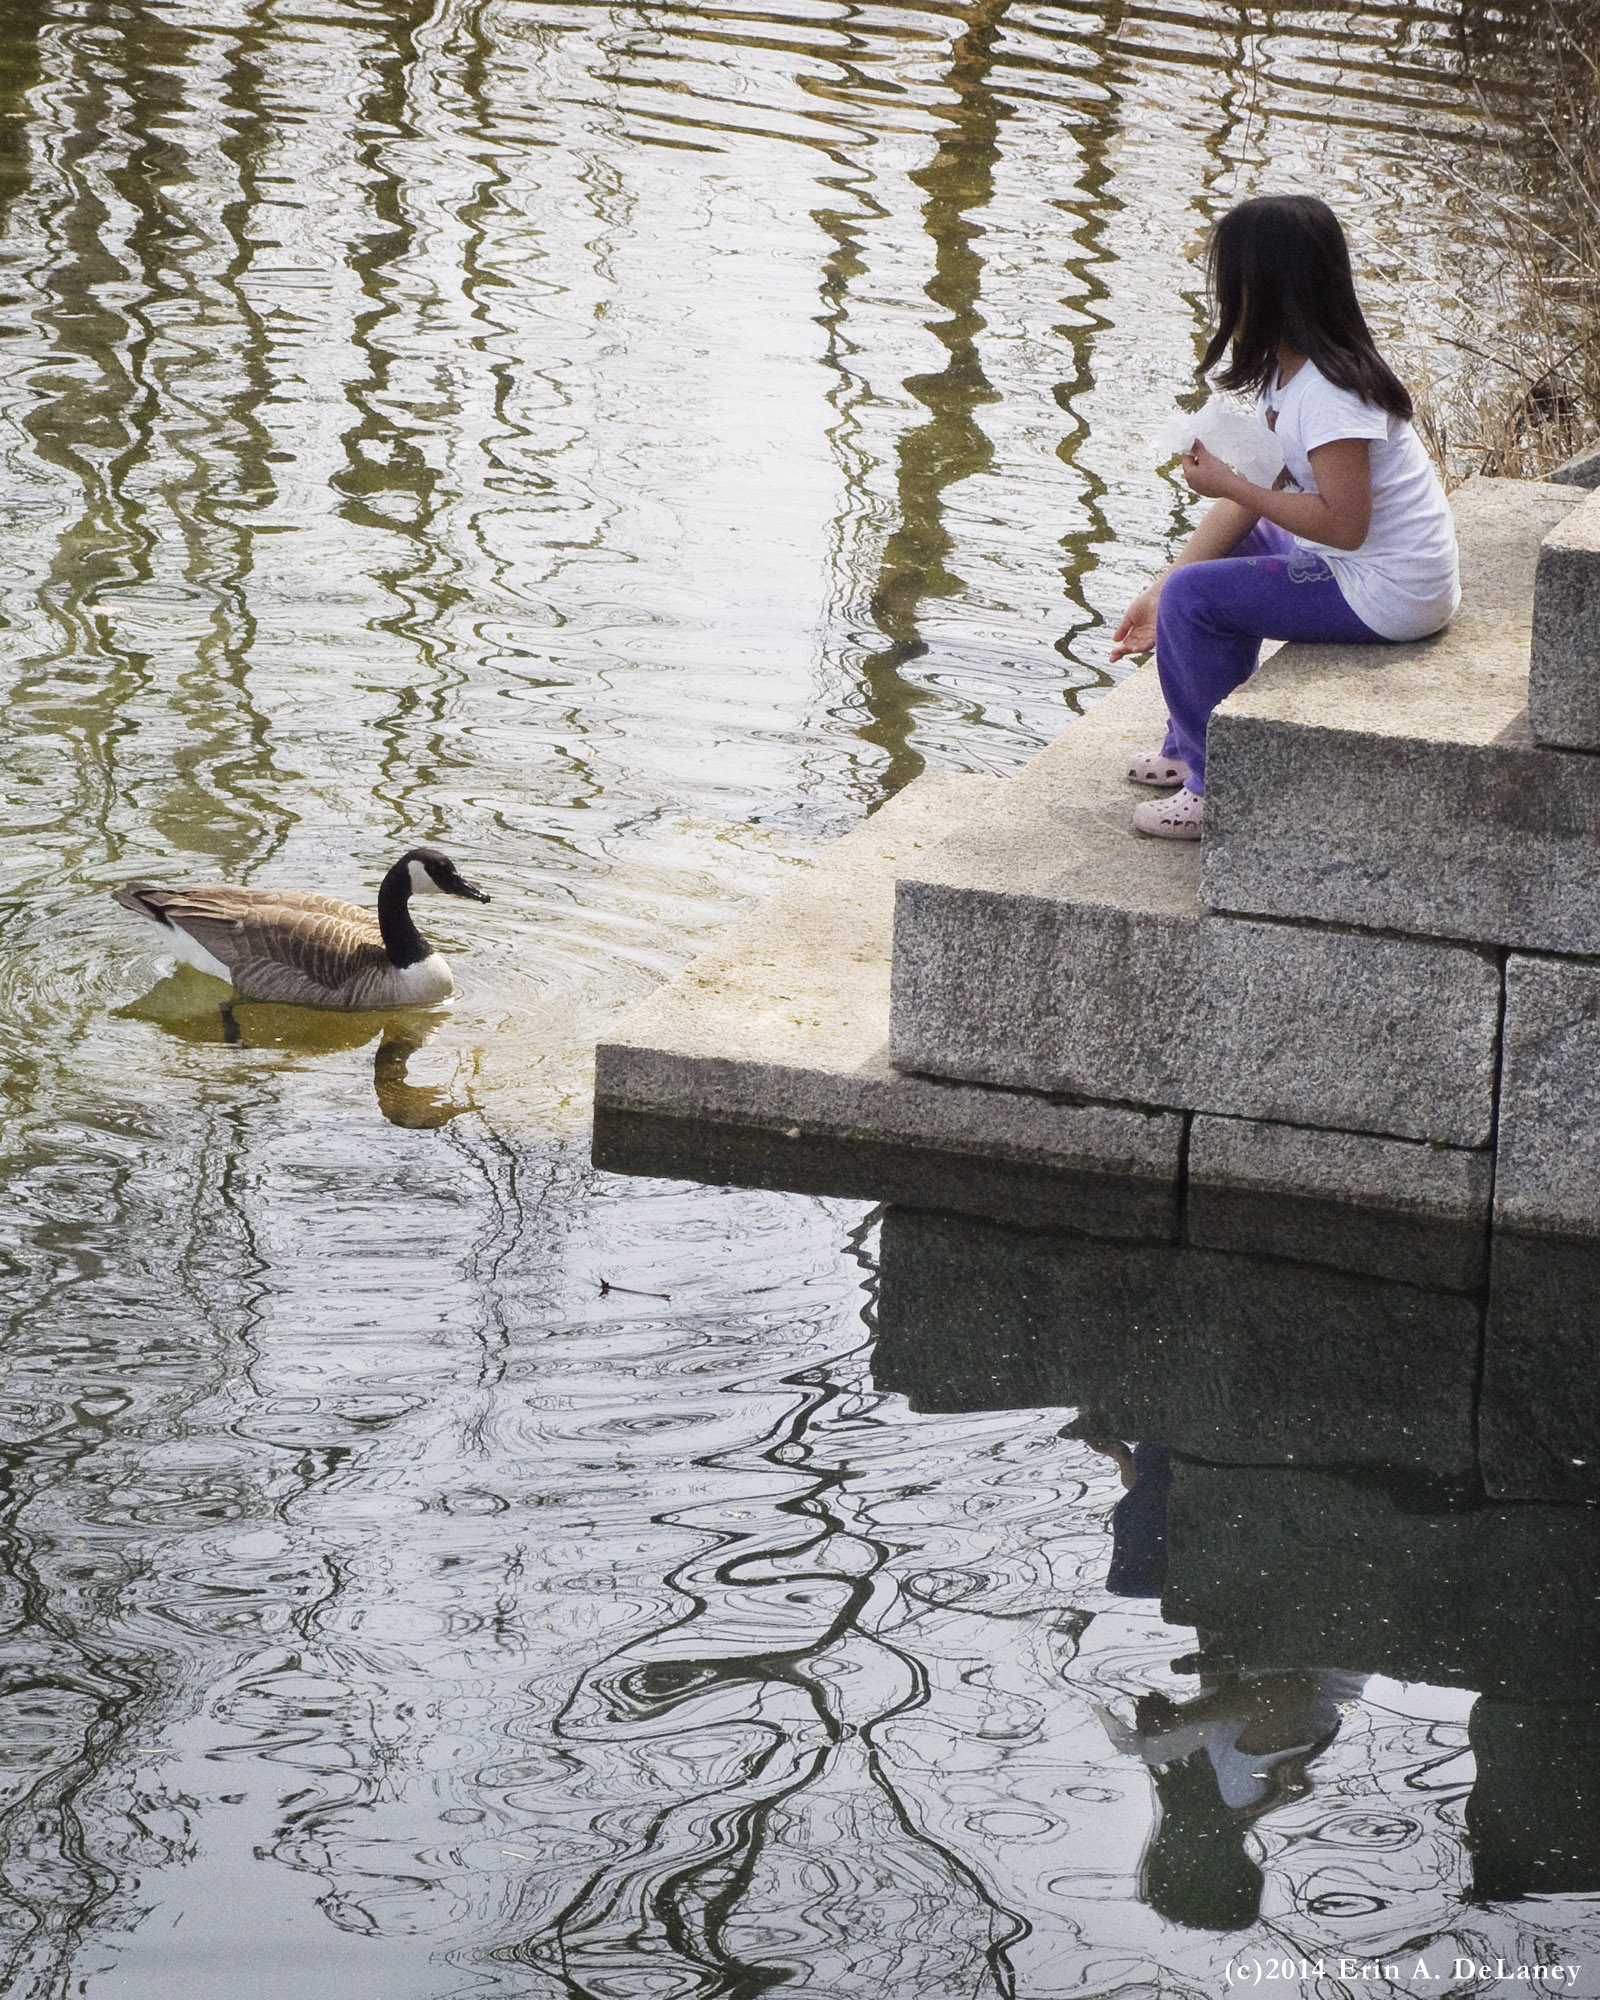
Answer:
1156, 520, 1383, 793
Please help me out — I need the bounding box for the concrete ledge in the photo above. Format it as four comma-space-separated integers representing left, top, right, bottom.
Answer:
1531, 485, 1600, 748
1201, 479, 1600, 952
1188, 1113, 1491, 1223
890, 667, 1502, 1146
1494, 953, 1600, 1237
594, 771, 1184, 1186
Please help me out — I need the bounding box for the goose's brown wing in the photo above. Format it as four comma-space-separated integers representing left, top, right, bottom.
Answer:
120, 886, 389, 1004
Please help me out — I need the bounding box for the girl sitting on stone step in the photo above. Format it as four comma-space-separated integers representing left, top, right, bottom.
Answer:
1110, 193, 1459, 840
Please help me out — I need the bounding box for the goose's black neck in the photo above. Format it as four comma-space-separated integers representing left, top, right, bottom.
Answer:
376, 860, 435, 968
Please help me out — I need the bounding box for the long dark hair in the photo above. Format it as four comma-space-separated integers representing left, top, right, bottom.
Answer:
1200, 194, 1413, 421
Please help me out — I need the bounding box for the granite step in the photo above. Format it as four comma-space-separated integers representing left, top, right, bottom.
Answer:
592, 770, 1185, 1231
1531, 482, 1600, 749
888, 658, 1502, 1149
1199, 476, 1598, 951
594, 472, 1599, 1233
1549, 435, 1600, 489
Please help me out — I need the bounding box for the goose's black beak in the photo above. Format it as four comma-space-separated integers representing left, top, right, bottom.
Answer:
449, 877, 491, 904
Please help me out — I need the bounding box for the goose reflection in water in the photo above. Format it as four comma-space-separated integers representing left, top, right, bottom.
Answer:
1070, 1421, 1367, 1933
117, 967, 473, 1128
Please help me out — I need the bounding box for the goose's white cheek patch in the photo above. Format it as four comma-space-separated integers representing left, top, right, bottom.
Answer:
407, 859, 440, 895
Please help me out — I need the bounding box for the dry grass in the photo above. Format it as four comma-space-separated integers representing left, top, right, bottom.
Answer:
1412, 1, 1600, 483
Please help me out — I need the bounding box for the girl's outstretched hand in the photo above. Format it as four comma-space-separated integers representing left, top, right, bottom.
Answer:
1110, 584, 1160, 661
1179, 438, 1240, 499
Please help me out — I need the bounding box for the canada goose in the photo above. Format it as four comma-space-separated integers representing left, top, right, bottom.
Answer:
114, 846, 491, 1011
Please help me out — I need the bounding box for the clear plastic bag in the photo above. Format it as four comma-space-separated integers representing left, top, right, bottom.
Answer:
1155, 397, 1286, 488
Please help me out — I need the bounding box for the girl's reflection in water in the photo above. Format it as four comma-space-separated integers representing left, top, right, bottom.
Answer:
1069, 1423, 1366, 1931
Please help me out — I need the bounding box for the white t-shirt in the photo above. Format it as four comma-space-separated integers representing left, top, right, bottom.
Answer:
1263, 360, 1459, 641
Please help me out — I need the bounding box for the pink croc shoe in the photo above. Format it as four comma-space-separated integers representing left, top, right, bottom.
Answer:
1132, 785, 1204, 841
1127, 748, 1189, 788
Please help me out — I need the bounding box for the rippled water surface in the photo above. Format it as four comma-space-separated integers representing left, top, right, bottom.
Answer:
2, 0, 1597, 1993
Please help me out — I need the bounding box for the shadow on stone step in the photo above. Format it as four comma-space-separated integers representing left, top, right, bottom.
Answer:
593, 1106, 1493, 1292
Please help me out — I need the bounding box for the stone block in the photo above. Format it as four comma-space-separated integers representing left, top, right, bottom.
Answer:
1200, 479, 1600, 953
1494, 953, 1600, 1238
872, 1208, 1478, 1479
892, 685, 1502, 1140
1549, 435, 1600, 489
1188, 1113, 1491, 1222
1481, 1231, 1600, 1501
593, 771, 1185, 1201
1186, 1110, 1489, 1294
1164, 1462, 1600, 1702
1183, 1114, 1490, 1292
1531, 485, 1600, 748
